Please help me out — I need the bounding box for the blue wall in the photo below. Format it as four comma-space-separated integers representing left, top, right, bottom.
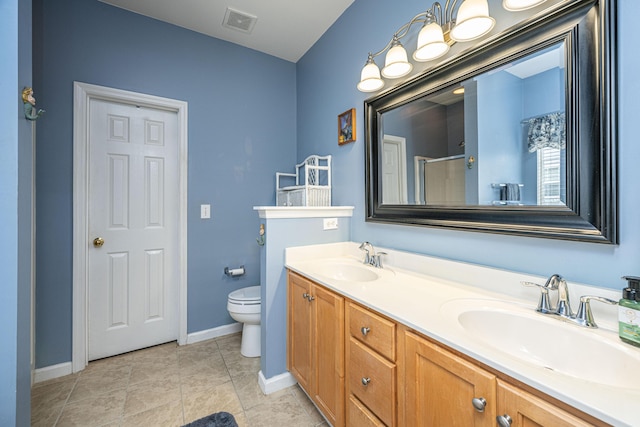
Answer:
1, 0, 33, 424
476, 70, 523, 204
34, 0, 297, 368
0, 2, 20, 424
297, 0, 640, 290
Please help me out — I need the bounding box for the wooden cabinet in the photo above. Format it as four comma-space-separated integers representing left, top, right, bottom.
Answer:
346, 302, 397, 426
496, 380, 596, 427
401, 329, 496, 427
287, 270, 608, 427
287, 271, 344, 427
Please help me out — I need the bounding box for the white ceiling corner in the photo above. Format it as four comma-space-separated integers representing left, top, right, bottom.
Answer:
99, 0, 355, 62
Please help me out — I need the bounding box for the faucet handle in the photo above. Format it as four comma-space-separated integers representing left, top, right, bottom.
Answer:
521, 281, 554, 313
574, 295, 618, 328
373, 252, 387, 268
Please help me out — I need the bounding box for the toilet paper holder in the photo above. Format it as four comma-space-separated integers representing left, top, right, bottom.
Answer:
224, 265, 245, 277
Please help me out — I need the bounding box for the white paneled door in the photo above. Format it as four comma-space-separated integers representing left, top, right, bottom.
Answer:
381, 135, 408, 204
88, 98, 179, 360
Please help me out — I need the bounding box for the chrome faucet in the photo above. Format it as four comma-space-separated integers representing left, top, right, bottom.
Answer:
358, 242, 386, 268
522, 274, 617, 328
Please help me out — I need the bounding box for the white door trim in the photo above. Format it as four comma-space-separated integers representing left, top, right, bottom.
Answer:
72, 82, 188, 373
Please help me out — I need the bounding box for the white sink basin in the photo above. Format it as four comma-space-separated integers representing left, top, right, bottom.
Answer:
441, 298, 640, 389
311, 260, 380, 282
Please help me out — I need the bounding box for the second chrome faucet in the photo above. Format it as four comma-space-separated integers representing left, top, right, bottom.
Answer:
522, 274, 617, 328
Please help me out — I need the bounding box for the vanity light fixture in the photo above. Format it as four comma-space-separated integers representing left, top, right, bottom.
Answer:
357, 0, 540, 93
502, 0, 548, 11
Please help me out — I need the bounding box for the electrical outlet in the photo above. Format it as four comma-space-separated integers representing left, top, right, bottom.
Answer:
323, 218, 338, 230
200, 204, 211, 219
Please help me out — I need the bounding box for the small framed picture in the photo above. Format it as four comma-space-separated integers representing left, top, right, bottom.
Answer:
338, 108, 356, 145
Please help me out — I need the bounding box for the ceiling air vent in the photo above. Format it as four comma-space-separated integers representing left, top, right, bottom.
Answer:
223, 7, 257, 34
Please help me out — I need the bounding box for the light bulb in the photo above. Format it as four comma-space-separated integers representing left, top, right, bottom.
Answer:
382, 39, 413, 79
414, 22, 450, 62
450, 0, 495, 42
357, 59, 384, 92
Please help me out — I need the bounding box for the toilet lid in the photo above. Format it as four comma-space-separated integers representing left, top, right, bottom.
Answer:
228, 286, 261, 302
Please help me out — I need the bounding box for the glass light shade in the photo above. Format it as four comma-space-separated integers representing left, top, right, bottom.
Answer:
450, 0, 496, 42
382, 43, 413, 79
414, 22, 450, 62
357, 61, 384, 92
503, 0, 547, 11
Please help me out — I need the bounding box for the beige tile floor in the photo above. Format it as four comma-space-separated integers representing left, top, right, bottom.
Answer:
31, 333, 327, 427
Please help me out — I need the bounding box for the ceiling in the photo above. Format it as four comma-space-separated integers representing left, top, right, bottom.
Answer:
99, 0, 354, 62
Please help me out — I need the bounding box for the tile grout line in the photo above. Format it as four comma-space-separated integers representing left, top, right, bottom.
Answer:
118, 363, 134, 426
51, 374, 80, 427
216, 336, 248, 422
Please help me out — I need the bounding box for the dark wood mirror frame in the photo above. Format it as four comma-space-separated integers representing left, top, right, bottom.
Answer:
365, 0, 617, 243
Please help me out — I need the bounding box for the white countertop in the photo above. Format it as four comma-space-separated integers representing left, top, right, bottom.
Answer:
285, 242, 640, 427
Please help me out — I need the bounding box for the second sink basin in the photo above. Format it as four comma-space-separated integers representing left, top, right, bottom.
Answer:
440, 298, 640, 389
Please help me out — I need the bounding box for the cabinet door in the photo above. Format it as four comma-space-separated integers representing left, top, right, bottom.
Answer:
496, 380, 595, 427
313, 284, 345, 427
403, 331, 496, 427
287, 272, 313, 391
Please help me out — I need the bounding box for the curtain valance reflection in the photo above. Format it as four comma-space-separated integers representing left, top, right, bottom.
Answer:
526, 111, 565, 152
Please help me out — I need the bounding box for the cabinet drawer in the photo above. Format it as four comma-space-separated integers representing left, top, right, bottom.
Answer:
348, 337, 396, 426
347, 394, 386, 427
348, 302, 396, 360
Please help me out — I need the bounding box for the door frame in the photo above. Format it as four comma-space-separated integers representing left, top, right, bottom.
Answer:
72, 82, 188, 372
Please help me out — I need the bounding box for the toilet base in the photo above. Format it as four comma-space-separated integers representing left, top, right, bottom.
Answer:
240, 323, 261, 357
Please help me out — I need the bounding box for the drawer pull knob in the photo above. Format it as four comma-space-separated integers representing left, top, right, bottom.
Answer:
496, 414, 513, 427
302, 292, 309, 299
472, 397, 487, 412
307, 295, 315, 301
361, 377, 371, 386
361, 327, 370, 336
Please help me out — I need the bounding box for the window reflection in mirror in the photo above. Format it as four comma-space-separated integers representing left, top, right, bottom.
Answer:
379, 41, 566, 207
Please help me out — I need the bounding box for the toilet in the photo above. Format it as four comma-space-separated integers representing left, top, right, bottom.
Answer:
227, 286, 261, 357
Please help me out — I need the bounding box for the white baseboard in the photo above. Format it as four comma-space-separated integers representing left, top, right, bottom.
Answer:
34, 362, 73, 384
186, 322, 242, 345
258, 370, 297, 395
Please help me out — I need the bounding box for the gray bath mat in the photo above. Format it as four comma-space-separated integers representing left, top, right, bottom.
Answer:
182, 411, 238, 427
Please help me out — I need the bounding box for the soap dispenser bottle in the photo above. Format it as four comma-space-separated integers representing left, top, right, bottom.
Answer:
619, 276, 640, 347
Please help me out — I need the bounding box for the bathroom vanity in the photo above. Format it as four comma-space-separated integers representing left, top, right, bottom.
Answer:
285, 242, 638, 427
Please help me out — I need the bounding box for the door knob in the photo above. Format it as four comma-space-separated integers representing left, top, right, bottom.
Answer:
93, 237, 105, 248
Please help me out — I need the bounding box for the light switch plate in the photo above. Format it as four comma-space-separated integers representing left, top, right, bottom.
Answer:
323, 218, 338, 230
200, 204, 211, 219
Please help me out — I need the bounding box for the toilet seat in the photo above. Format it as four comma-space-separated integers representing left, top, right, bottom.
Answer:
228, 286, 261, 305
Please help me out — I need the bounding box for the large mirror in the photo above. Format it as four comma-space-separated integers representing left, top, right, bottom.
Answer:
365, 0, 617, 243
